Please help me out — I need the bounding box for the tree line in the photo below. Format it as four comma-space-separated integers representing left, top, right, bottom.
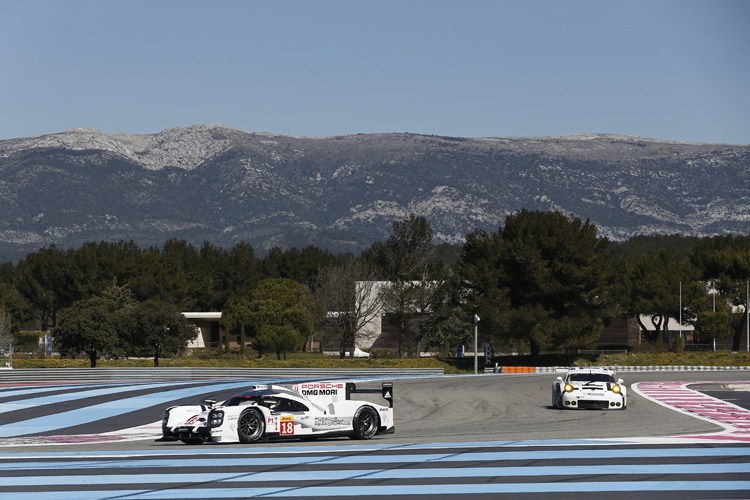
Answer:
0, 210, 748, 364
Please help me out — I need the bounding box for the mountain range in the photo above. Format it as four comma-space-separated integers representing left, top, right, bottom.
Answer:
1, 124, 748, 262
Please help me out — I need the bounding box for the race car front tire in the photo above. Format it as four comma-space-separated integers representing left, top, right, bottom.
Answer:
351, 405, 379, 440
237, 408, 265, 443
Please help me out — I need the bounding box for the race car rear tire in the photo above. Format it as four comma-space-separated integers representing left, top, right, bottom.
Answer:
238, 409, 265, 443
351, 405, 379, 440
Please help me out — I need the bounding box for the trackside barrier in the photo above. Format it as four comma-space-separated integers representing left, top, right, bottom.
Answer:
0, 367, 444, 384
485, 365, 750, 374
493, 366, 536, 373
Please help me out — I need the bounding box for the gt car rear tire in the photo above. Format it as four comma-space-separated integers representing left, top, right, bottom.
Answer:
351, 405, 379, 440
237, 408, 265, 443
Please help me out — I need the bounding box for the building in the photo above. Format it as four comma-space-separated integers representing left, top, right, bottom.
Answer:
182, 312, 222, 349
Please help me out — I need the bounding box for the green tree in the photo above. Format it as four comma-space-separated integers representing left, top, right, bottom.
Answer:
15, 245, 79, 330
363, 213, 435, 281
221, 295, 253, 354
247, 278, 317, 360
694, 309, 735, 344
691, 235, 750, 351
0, 307, 11, 340
158, 239, 202, 309
51, 281, 135, 367
70, 242, 121, 300
254, 324, 301, 359
126, 299, 196, 366
456, 228, 509, 351
52, 296, 122, 367
623, 247, 704, 343
212, 242, 258, 310
610, 234, 702, 260
495, 210, 614, 359
121, 240, 197, 309
422, 271, 473, 354
259, 245, 337, 285
0, 282, 34, 333
361, 213, 437, 357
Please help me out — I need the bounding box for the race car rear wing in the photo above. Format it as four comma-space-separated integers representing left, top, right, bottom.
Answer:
291, 381, 393, 408
346, 381, 393, 408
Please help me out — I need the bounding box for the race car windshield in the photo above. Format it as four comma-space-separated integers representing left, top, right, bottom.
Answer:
224, 395, 264, 407
221, 395, 312, 413
569, 373, 616, 383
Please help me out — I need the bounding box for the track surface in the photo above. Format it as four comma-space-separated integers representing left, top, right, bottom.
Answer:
0, 371, 749, 498
3, 372, 748, 447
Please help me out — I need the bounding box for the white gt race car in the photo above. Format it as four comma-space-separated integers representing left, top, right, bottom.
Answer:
161, 381, 394, 444
552, 368, 626, 410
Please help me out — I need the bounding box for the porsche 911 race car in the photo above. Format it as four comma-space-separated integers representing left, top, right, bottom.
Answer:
552, 368, 626, 410
161, 381, 394, 444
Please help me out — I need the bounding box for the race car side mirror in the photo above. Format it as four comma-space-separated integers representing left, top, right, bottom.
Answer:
617, 379, 624, 384
203, 399, 217, 407
555, 377, 563, 383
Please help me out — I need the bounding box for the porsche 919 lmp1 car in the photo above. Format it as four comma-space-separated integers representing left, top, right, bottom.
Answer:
552, 368, 627, 410
161, 381, 394, 444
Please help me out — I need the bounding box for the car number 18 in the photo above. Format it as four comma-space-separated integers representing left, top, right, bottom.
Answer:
280, 416, 294, 435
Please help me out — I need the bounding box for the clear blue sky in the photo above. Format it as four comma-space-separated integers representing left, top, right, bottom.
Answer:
1, 0, 748, 144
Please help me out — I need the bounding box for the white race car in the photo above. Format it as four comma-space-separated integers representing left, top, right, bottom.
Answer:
161, 381, 394, 444
552, 368, 626, 410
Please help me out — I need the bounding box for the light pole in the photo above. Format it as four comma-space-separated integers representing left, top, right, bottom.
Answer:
712, 279, 716, 352
679, 282, 682, 341
474, 314, 480, 374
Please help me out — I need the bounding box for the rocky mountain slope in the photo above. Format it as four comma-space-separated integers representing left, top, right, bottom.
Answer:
1, 124, 748, 261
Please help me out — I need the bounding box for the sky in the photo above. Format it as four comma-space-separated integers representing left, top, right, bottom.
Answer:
1, 0, 748, 144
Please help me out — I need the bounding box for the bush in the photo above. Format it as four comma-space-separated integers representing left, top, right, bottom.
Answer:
12, 332, 45, 354
10, 350, 750, 370
629, 339, 669, 354
369, 349, 398, 359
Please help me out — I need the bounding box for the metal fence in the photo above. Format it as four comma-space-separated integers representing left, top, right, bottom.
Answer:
0, 367, 444, 384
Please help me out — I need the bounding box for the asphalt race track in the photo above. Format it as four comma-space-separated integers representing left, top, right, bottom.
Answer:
0, 371, 749, 499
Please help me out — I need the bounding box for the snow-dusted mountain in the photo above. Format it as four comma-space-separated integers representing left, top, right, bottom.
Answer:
1, 124, 748, 261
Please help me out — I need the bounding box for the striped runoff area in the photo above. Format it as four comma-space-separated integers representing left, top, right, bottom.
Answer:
0, 379, 279, 444
634, 381, 750, 441
0, 442, 749, 499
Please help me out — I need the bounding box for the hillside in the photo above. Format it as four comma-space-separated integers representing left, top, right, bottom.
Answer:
1, 124, 748, 261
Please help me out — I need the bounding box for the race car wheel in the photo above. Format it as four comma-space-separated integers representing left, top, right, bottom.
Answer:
351, 405, 379, 440
237, 409, 265, 443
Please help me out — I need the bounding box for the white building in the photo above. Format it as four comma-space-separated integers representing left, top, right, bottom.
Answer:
182, 312, 222, 349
